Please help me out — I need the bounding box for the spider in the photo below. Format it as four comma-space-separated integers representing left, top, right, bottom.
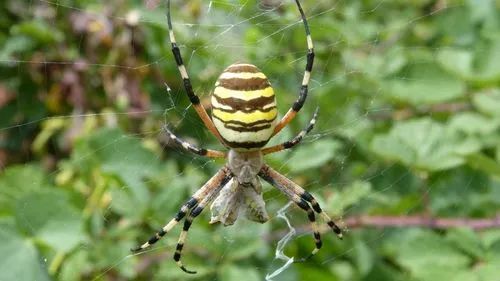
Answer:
131, 0, 342, 274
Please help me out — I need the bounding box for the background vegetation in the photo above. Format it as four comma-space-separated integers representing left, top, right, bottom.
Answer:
1, 0, 500, 280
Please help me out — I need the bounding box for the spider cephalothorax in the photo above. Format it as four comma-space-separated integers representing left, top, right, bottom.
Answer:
131, 0, 343, 274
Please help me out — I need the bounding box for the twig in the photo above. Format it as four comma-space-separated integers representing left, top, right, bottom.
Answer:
344, 214, 500, 230
369, 102, 471, 121
266, 214, 500, 241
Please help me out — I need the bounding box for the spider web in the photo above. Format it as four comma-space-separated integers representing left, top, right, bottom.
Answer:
1, 0, 496, 281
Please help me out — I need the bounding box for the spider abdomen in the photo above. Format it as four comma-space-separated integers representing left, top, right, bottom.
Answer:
211, 63, 277, 150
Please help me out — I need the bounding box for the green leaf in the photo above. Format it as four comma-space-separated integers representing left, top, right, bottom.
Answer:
448, 110, 500, 153
220, 265, 261, 281
15, 190, 85, 252
497, 145, 500, 163
382, 63, 465, 105
477, 265, 499, 281
394, 230, 471, 280
465, 153, 500, 177
156, 260, 212, 280
446, 228, 485, 259
329, 180, 372, 214
434, 5, 475, 45
92, 237, 137, 279
353, 239, 374, 276
342, 46, 406, 78
0, 36, 35, 61
59, 250, 91, 281
360, 260, 406, 281
330, 261, 354, 281
0, 165, 49, 214
11, 20, 63, 44
472, 89, 500, 117
481, 229, 500, 249
437, 38, 500, 84
448, 112, 499, 135
297, 264, 336, 281
198, 220, 269, 261
83, 128, 162, 205
371, 118, 480, 171
467, 0, 497, 23
430, 167, 492, 216
0, 220, 50, 281
288, 139, 342, 172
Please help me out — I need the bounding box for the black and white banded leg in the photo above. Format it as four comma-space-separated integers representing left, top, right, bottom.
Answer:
299, 189, 343, 238
131, 166, 232, 252
163, 125, 226, 158
261, 107, 318, 155
272, 0, 314, 136
166, 0, 226, 146
173, 176, 230, 274
258, 165, 342, 260
294, 196, 322, 261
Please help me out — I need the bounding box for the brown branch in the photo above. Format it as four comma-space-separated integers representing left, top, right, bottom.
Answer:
266, 214, 500, 241
369, 102, 472, 121
344, 215, 500, 230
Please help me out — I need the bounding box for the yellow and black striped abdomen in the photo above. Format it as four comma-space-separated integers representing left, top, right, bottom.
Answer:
211, 63, 277, 150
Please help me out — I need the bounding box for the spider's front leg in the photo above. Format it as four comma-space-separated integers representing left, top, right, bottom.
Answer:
166, 0, 226, 146
258, 164, 342, 261
163, 125, 226, 158
261, 107, 318, 155
272, 0, 315, 137
131, 166, 232, 253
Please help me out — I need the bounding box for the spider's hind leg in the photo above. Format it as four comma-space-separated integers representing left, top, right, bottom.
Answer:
258, 164, 343, 261
173, 174, 232, 274
174, 203, 211, 274
300, 190, 342, 238
131, 167, 232, 254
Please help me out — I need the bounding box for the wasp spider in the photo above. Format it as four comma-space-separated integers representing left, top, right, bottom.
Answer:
132, 0, 342, 273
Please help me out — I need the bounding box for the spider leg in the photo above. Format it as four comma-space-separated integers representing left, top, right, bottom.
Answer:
173, 176, 230, 274
272, 0, 314, 137
258, 165, 342, 261
261, 107, 318, 155
166, 0, 226, 146
300, 189, 343, 238
163, 125, 226, 158
131, 166, 232, 252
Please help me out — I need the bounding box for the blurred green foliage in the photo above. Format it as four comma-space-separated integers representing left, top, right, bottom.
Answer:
1, 0, 500, 280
